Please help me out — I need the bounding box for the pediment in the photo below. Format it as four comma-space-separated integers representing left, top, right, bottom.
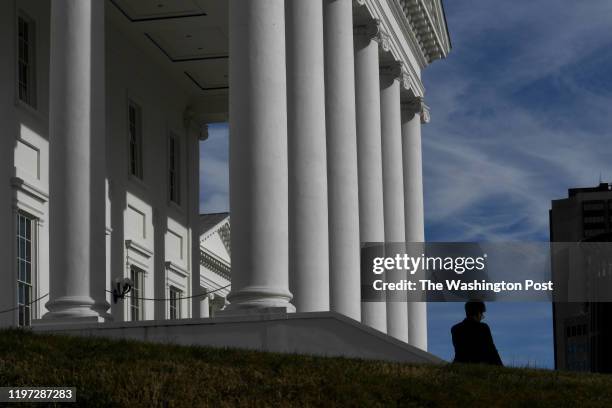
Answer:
200, 213, 231, 263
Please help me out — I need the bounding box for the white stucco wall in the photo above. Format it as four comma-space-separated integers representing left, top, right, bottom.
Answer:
1, 0, 50, 326
1, 0, 200, 326
104, 8, 199, 322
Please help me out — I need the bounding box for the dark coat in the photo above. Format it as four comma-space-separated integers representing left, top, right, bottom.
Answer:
451, 318, 503, 366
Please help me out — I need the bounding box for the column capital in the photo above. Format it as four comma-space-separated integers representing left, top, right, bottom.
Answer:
379, 60, 404, 83
401, 97, 430, 124
354, 19, 391, 52
381, 64, 422, 96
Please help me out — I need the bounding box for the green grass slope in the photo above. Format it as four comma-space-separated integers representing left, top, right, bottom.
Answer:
0, 329, 611, 407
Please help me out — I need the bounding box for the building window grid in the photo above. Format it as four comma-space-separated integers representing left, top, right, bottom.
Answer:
16, 213, 35, 327
582, 200, 611, 238
18, 13, 36, 107
169, 286, 182, 320
128, 102, 143, 179
129, 266, 143, 321
168, 134, 180, 204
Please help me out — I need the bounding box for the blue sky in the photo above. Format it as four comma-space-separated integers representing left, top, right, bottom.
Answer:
199, 1, 612, 369
421, 0, 612, 368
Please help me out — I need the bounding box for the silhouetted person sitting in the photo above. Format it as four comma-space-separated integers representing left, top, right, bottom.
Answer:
451, 301, 503, 366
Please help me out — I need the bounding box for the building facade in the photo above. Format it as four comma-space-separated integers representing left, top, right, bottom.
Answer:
550, 183, 612, 373
1, 0, 450, 351
199, 212, 231, 318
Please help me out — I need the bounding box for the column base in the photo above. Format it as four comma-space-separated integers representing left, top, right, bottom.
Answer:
361, 301, 387, 334
32, 315, 106, 327
217, 306, 294, 318
38, 295, 111, 324
223, 287, 296, 316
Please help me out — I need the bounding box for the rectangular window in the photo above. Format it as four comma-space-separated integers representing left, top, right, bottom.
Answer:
128, 101, 143, 179
582, 200, 610, 238
583, 201, 605, 212
18, 13, 36, 107
129, 266, 144, 321
168, 133, 180, 205
16, 212, 35, 327
169, 286, 182, 320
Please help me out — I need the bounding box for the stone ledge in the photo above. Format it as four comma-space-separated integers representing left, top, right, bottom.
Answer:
32, 311, 443, 364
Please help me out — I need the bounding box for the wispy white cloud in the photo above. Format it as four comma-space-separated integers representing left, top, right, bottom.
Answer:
425, 1, 612, 367
422, 0, 612, 242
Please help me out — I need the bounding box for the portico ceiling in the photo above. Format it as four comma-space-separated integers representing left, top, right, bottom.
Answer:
106, 0, 450, 124
108, 0, 229, 97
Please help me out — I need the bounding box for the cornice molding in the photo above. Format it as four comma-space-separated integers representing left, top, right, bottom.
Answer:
165, 260, 189, 277
11, 177, 49, 203
200, 278, 230, 298
396, 0, 450, 64
200, 249, 231, 281
125, 239, 153, 259
356, 1, 426, 97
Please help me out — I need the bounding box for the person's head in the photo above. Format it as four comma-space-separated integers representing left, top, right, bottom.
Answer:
465, 301, 486, 322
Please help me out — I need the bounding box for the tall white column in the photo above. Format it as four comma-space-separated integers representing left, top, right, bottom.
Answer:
402, 99, 429, 350
286, 0, 329, 312
354, 22, 386, 333
323, 0, 361, 321
380, 65, 408, 342
42, 0, 108, 322
225, 0, 294, 313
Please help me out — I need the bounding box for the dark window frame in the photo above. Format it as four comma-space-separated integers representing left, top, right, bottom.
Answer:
128, 101, 143, 180
169, 286, 182, 320
16, 211, 36, 327
129, 266, 144, 321
168, 133, 180, 205
17, 11, 37, 108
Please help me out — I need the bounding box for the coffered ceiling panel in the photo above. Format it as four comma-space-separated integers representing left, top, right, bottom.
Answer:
185, 58, 228, 90
111, 0, 207, 20
147, 26, 227, 60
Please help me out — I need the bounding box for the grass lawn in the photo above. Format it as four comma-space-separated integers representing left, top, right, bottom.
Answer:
0, 329, 611, 407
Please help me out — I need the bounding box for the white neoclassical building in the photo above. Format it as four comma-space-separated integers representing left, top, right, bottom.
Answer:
199, 212, 231, 318
1, 0, 450, 361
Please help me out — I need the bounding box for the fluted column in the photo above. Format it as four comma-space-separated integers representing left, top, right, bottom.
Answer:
323, 0, 361, 321
225, 0, 294, 313
354, 21, 386, 333
380, 63, 408, 342
286, 0, 329, 312
402, 98, 429, 350
42, 0, 108, 322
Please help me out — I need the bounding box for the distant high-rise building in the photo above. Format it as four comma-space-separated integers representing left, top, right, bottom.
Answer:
550, 183, 612, 373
